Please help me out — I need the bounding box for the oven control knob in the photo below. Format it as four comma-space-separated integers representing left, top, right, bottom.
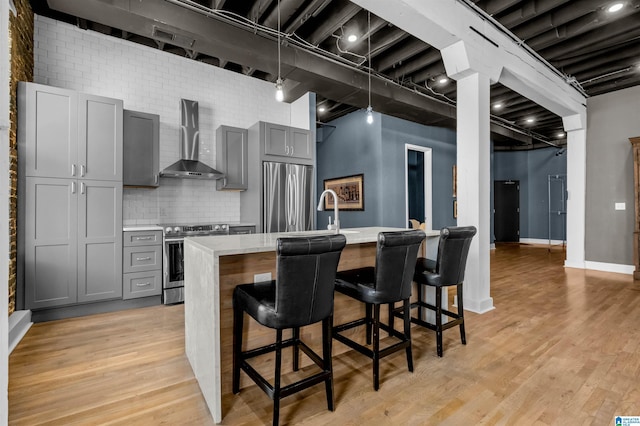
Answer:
214, 225, 220, 231
221, 224, 228, 230
174, 227, 181, 233
165, 227, 173, 234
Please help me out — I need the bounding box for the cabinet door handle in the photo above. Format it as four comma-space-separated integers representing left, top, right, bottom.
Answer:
136, 282, 151, 287
285, 145, 289, 155
136, 256, 152, 261
290, 146, 294, 156
135, 236, 153, 241
154, 174, 159, 184
71, 164, 76, 177
71, 181, 76, 194
80, 182, 85, 194
80, 165, 86, 177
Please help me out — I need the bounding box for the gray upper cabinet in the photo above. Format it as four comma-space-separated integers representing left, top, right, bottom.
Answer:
123, 110, 160, 187
19, 83, 78, 179
18, 83, 123, 181
216, 125, 248, 191
263, 122, 312, 160
18, 82, 123, 310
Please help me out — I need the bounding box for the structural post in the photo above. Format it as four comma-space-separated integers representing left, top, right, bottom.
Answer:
456, 72, 494, 313
564, 123, 587, 269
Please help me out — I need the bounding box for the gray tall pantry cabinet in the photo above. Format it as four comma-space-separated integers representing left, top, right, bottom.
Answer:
18, 82, 123, 310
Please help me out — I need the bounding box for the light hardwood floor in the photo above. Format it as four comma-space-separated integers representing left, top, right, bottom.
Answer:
9, 244, 640, 425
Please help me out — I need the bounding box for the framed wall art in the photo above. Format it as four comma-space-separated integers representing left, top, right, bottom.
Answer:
323, 174, 364, 211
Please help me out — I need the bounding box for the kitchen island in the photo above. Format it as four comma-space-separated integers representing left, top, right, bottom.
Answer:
183, 227, 440, 423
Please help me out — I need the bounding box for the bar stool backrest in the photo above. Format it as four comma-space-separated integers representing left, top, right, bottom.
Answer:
435, 226, 477, 286
374, 230, 426, 302
275, 234, 347, 328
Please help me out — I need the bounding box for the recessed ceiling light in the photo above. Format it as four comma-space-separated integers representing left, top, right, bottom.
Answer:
493, 103, 503, 109
607, 2, 624, 12
347, 34, 358, 42
438, 77, 448, 85
526, 118, 535, 123
318, 106, 326, 113
558, 132, 565, 138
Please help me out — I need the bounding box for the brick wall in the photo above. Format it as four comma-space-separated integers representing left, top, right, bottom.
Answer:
34, 15, 295, 226
9, 0, 33, 315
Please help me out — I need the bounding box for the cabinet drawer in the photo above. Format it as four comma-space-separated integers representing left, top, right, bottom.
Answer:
124, 230, 162, 247
123, 245, 162, 273
123, 270, 162, 299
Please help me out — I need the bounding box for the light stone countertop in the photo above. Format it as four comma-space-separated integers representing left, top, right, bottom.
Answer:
122, 225, 164, 232
185, 226, 440, 257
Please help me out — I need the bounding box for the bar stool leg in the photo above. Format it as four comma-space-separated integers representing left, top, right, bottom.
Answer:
365, 303, 373, 345
457, 283, 466, 345
435, 286, 443, 357
273, 329, 283, 426
372, 304, 381, 391
388, 302, 394, 336
292, 327, 300, 371
322, 316, 335, 411
403, 298, 413, 372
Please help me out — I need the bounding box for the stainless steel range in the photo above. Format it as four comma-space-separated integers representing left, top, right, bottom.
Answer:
159, 223, 229, 304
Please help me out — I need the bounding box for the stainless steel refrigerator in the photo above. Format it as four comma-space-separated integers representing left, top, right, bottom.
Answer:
263, 161, 314, 233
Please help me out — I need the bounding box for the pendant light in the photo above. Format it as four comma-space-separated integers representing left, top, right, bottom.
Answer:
366, 11, 373, 124
275, 0, 284, 102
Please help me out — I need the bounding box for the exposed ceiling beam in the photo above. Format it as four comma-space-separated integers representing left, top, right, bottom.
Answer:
307, 1, 361, 46
46, 0, 457, 127
496, 0, 573, 28
376, 37, 429, 72
284, 0, 332, 34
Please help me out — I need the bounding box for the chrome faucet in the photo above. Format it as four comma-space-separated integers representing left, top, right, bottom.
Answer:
317, 189, 340, 234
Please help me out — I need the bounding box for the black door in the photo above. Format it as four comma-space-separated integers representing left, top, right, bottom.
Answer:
494, 180, 519, 242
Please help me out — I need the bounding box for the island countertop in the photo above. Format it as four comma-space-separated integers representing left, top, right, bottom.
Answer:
185, 226, 440, 256
183, 226, 440, 423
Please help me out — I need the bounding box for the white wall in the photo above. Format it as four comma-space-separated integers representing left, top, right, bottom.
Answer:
33, 15, 296, 225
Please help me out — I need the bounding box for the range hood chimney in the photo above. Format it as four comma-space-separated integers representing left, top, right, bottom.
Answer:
160, 99, 225, 180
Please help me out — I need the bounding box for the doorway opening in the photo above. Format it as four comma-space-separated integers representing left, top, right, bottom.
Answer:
494, 180, 520, 242
405, 144, 432, 231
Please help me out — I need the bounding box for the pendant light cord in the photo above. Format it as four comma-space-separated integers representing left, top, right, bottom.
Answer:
367, 10, 371, 107
277, 0, 281, 81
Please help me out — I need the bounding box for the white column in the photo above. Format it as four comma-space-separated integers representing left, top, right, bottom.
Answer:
563, 114, 587, 268
456, 72, 494, 314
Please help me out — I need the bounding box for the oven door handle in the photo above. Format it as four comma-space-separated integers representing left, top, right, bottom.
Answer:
164, 238, 184, 243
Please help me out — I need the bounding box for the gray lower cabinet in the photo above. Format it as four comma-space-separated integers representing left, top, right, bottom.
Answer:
216, 125, 248, 190
24, 177, 123, 309
122, 230, 163, 299
123, 110, 160, 187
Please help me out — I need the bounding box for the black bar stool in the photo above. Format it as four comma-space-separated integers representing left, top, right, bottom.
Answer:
401, 226, 476, 357
332, 230, 425, 390
232, 234, 346, 426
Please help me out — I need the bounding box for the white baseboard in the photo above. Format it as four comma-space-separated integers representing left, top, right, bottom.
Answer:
519, 238, 565, 246
584, 261, 634, 275
9, 310, 32, 354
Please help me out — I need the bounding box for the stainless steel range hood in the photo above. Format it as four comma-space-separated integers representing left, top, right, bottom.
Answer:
161, 99, 224, 180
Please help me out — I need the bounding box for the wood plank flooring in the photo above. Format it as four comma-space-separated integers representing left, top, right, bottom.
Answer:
9, 244, 640, 425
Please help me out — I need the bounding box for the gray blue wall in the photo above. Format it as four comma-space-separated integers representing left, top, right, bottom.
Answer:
318, 109, 567, 242
493, 148, 567, 240
316, 111, 457, 230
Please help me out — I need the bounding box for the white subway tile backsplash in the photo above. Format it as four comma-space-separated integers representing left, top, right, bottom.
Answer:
34, 15, 293, 226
